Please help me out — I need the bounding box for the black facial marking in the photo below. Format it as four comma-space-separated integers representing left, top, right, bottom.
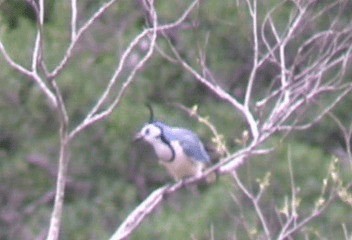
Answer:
155, 125, 175, 162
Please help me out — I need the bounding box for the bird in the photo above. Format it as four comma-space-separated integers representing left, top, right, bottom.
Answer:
133, 106, 215, 182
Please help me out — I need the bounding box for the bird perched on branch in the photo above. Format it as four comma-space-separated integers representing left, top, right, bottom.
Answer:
133, 105, 215, 183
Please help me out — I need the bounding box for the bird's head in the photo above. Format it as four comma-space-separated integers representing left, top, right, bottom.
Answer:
133, 123, 162, 144
134, 104, 166, 144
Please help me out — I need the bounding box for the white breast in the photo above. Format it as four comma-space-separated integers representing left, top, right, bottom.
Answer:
158, 141, 204, 181
152, 140, 173, 162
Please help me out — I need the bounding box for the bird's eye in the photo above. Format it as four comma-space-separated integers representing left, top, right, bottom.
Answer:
145, 129, 150, 135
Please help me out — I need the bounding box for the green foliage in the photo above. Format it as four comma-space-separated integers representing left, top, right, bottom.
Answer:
0, 0, 352, 239
132, 180, 236, 240
131, 139, 352, 239
0, 0, 55, 28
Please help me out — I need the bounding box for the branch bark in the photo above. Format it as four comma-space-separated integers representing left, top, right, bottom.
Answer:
110, 1, 352, 238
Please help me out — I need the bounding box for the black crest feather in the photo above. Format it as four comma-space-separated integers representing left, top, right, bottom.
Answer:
146, 103, 154, 123
145, 104, 175, 161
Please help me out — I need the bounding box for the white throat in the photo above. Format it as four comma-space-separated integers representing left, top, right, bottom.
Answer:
150, 139, 174, 162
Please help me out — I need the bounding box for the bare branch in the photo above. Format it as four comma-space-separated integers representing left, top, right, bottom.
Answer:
72, 1, 158, 138
109, 139, 273, 238
277, 194, 333, 239
110, 185, 169, 240
0, 41, 33, 78
47, 71, 71, 240
327, 111, 352, 168
0, 1, 57, 107
46, 134, 69, 240
278, 84, 352, 131
166, 38, 260, 141
46, 36, 71, 240
231, 171, 271, 239
244, 0, 259, 108
342, 223, 352, 240
71, 0, 78, 41
31, 0, 45, 71
2, 0, 352, 238
171, 103, 229, 156
31, 72, 58, 107
49, 0, 119, 79
111, 145, 259, 240
276, 155, 338, 239
69, 0, 199, 140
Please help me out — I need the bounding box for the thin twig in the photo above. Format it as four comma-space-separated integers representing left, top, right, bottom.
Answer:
69, 0, 199, 140
244, 0, 259, 108
165, 36, 260, 141
49, 0, 119, 79
231, 171, 272, 239
71, 0, 77, 41
0, 42, 57, 107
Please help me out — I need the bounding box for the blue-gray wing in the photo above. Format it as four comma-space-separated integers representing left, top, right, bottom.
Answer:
166, 127, 210, 164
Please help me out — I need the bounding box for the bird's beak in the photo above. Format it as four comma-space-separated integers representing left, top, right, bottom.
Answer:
133, 132, 143, 143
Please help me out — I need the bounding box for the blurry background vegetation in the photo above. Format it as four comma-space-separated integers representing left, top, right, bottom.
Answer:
0, 0, 351, 239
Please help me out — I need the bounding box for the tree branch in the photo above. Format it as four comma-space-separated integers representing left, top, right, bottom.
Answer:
48, 0, 119, 80
69, 0, 199, 140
